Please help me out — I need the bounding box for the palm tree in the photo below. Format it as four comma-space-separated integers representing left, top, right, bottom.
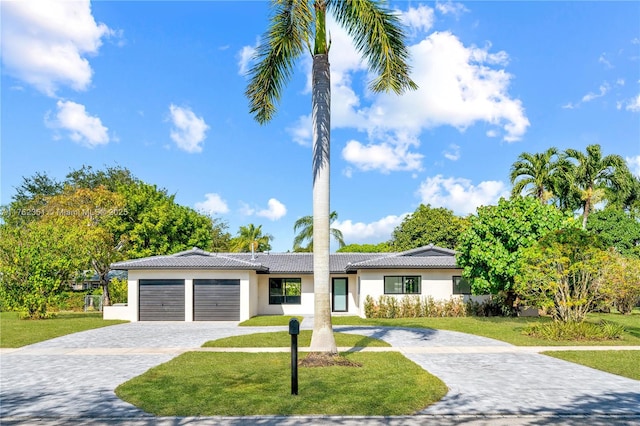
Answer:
509, 147, 559, 202
563, 144, 631, 229
293, 211, 345, 251
246, 0, 416, 353
231, 224, 273, 253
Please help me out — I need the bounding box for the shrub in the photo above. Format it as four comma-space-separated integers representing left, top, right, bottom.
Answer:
109, 278, 128, 304
523, 320, 624, 341
364, 295, 468, 319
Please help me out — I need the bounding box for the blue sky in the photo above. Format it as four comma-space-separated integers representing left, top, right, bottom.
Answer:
2, 1, 639, 253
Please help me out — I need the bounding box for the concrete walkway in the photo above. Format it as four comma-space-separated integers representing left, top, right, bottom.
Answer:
1, 320, 639, 425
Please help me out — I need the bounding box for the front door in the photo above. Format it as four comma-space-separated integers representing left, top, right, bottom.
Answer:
332, 278, 348, 312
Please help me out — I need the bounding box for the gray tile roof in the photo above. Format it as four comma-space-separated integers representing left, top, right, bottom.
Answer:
111, 245, 460, 273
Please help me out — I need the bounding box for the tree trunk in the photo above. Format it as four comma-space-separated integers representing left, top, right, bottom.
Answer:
309, 53, 337, 354
581, 189, 591, 230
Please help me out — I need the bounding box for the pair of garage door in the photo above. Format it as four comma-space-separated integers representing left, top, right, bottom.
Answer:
138, 279, 240, 321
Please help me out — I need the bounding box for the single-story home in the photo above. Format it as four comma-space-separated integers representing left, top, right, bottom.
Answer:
104, 244, 478, 322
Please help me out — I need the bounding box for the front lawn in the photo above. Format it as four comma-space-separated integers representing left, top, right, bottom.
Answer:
204, 330, 390, 348
115, 351, 447, 416
0, 311, 127, 348
331, 311, 640, 346
543, 350, 640, 380
239, 315, 303, 326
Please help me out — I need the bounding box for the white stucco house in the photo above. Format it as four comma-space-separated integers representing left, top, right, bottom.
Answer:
104, 245, 474, 322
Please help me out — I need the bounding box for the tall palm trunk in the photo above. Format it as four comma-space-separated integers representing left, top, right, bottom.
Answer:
309, 52, 337, 353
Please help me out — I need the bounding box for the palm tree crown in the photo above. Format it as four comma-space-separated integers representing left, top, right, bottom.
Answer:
293, 211, 345, 251
231, 224, 273, 253
510, 147, 559, 202
563, 144, 631, 229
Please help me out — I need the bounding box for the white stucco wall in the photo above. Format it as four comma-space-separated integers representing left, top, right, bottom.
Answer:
255, 274, 360, 316
357, 269, 465, 314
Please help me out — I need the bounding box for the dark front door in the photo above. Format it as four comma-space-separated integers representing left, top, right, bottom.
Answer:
332, 278, 348, 312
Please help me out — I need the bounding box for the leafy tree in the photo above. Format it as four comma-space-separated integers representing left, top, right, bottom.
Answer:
606, 172, 640, 218
12, 171, 63, 204
515, 228, 609, 323
0, 219, 85, 319
586, 209, 640, 259
600, 252, 640, 314
38, 186, 127, 306
390, 204, 469, 251
337, 242, 391, 253
562, 144, 631, 229
231, 224, 273, 253
293, 211, 345, 252
456, 197, 574, 311
65, 164, 138, 192
510, 147, 560, 202
118, 182, 215, 258
246, 0, 416, 353
210, 217, 232, 252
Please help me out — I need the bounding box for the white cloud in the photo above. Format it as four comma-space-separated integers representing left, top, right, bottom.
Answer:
417, 174, 509, 216
168, 104, 209, 153
625, 94, 640, 112
288, 20, 529, 172
286, 114, 312, 147
342, 134, 424, 173
627, 155, 640, 177
195, 193, 229, 215
1, 0, 113, 96
401, 5, 435, 34
45, 100, 109, 147
435, 1, 469, 17
598, 53, 613, 69
582, 83, 610, 103
256, 198, 287, 221
334, 214, 407, 244
443, 144, 461, 161
364, 32, 529, 142
237, 38, 259, 76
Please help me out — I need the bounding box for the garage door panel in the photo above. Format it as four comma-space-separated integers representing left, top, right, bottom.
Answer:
139, 279, 185, 321
194, 279, 240, 321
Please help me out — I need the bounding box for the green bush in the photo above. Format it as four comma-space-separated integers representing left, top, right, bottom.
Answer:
109, 278, 128, 304
523, 320, 625, 341
364, 295, 468, 319
51, 292, 86, 312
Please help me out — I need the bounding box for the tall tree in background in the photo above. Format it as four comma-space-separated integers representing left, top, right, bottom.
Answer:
510, 147, 560, 202
246, 0, 416, 352
456, 197, 574, 313
390, 204, 469, 251
293, 211, 345, 252
231, 224, 273, 253
563, 144, 631, 229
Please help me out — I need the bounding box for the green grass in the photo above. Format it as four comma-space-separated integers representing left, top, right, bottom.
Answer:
239, 315, 303, 326
203, 330, 390, 348
543, 350, 640, 380
331, 311, 640, 346
0, 311, 127, 348
115, 351, 447, 416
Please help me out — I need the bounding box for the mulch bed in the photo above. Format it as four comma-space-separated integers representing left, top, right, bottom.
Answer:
299, 352, 363, 368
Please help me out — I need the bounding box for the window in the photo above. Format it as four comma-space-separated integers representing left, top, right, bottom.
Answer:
269, 278, 302, 304
384, 276, 421, 294
453, 276, 471, 295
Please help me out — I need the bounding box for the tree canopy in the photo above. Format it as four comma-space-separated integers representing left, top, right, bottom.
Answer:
0, 165, 231, 316
456, 197, 574, 298
390, 204, 469, 251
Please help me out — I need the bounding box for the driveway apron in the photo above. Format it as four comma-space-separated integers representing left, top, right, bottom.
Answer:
1, 321, 639, 421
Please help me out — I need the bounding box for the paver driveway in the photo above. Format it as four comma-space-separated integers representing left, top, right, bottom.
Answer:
1, 320, 639, 423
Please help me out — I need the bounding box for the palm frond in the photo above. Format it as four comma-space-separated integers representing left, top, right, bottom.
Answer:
246, 0, 313, 123
328, 0, 417, 94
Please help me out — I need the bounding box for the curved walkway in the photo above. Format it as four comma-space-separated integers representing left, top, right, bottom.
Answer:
1, 320, 639, 425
